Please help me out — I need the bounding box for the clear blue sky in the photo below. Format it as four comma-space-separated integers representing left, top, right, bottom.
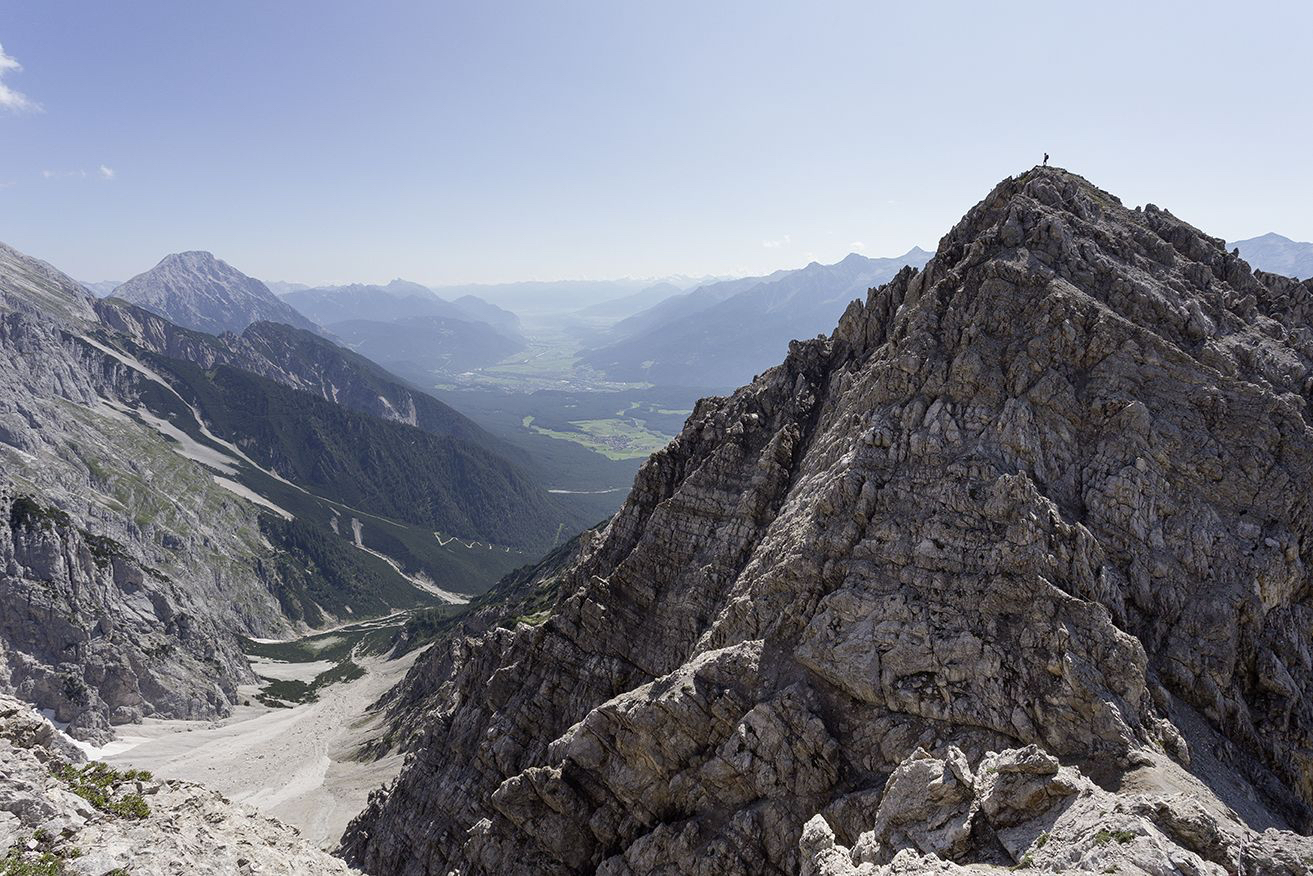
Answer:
1, 1, 1309, 285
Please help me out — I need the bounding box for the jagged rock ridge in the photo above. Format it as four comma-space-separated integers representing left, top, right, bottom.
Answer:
341, 168, 1313, 875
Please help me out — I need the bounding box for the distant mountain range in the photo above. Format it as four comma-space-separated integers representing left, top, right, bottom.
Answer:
570, 281, 688, 321
1230, 232, 1313, 279
107, 258, 530, 377
281, 279, 517, 334
329, 314, 524, 378
113, 251, 320, 335
429, 276, 722, 316
264, 280, 311, 296
580, 247, 933, 388
81, 279, 122, 297
282, 279, 525, 374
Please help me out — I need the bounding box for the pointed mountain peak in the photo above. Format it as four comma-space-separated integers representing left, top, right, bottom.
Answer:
838, 166, 1286, 373
115, 250, 318, 336
155, 250, 225, 269
383, 278, 438, 297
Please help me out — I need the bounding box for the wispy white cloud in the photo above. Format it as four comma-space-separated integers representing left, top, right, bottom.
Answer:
850, 241, 867, 251
762, 234, 791, 249
0, 42, 39, 112
41, 166, 116, 182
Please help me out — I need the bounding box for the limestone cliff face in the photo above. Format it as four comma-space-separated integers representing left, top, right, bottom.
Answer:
342, 168, 1313, 874
1, 493, 257, 742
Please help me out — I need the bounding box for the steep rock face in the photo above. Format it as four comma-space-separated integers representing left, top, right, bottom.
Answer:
342, 168, 1313, 874
113, 251, 319, 336
0, 695, 358, 874
1, 494, 255, 742
0, 243, 99, 325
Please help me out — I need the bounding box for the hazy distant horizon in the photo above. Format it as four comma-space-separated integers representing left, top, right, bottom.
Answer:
80, 245, 940, 295
3, 1, 1311, 285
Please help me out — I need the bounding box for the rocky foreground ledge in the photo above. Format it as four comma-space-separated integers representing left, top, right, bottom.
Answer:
0, 695, 356, 875
801, 743, 1313, 874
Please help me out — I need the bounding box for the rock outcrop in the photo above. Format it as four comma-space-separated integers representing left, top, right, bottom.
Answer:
801, 744, 1313, 875
0, 694, 357, 875
1, 492, 258, 742
341, 168, 1313, 874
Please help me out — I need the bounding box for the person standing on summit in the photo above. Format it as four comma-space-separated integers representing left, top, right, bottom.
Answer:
1043, 152, 1049, 166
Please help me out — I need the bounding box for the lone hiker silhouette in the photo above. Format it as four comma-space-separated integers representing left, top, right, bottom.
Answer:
1043, 153, 1049, 166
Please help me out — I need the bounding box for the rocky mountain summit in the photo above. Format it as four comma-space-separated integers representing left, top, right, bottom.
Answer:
114, 251, 319, 336
0, 695, 356, 875
341, 168, 1313, 874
